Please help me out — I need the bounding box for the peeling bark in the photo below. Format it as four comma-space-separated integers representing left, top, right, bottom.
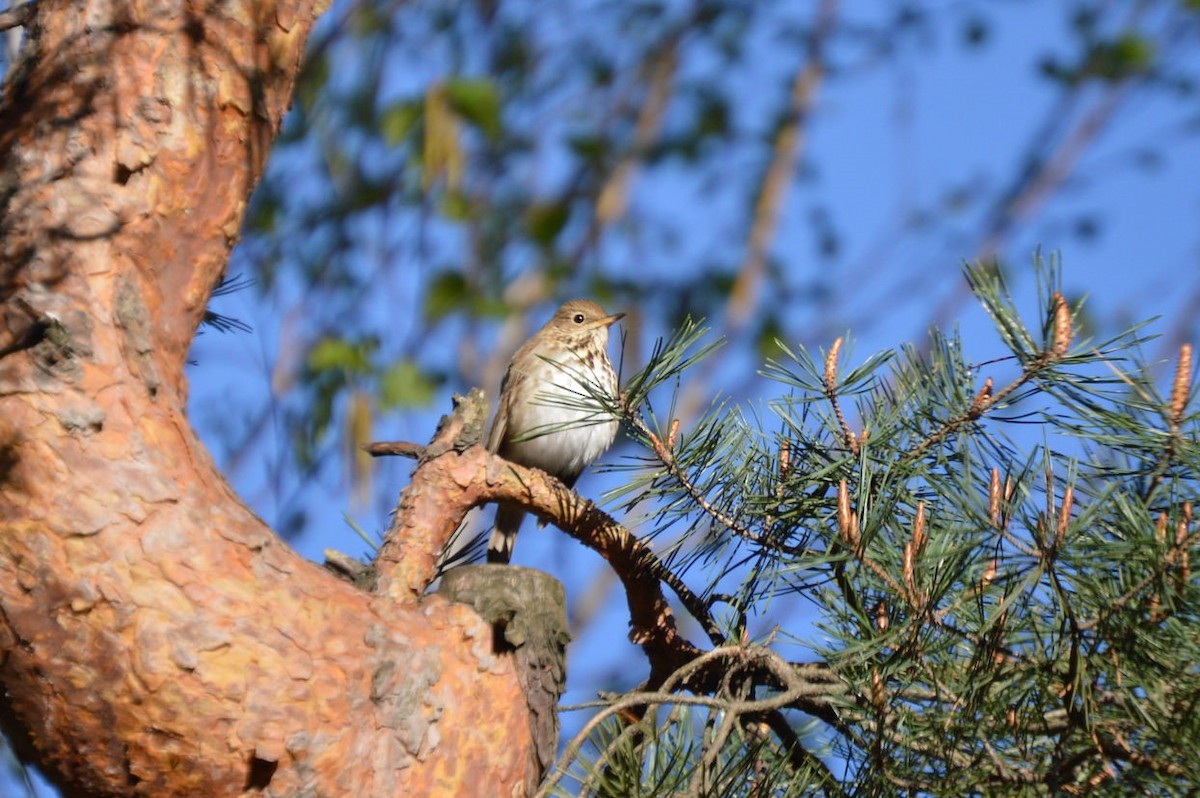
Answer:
438, 566, 570, 784
0, 0, 545, 795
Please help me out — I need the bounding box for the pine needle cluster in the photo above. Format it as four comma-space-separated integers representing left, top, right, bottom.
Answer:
548, 256, 1199, 796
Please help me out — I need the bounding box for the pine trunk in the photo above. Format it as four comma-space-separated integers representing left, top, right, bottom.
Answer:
0, 1, 544, 794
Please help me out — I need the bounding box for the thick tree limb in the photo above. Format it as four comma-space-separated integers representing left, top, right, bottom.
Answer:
372, 402, 718, 677
0, 0, 546, 795
370, 395, 847, 736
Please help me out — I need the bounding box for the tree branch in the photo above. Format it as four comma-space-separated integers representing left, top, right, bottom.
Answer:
370, 391, 725, 660
541, 645, 846, 797
0, 1, 30, 31
904, 291, 1072, 462
727, 0, 839, 331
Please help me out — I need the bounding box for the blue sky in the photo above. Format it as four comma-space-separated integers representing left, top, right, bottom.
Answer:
201, 0, 1197, 780
190, 0, 1200, 781
6, 0, 1200, 793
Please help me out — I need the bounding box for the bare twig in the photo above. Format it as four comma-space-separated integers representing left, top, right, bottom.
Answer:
362, 440, 424, 458
0, 1, 31, 31
540, 645, 845, 798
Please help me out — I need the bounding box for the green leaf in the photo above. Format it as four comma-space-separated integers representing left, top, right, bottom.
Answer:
349, 3, 387, 36
295, 54, 330, 113
380, 100, 423, 146
756, 314, 785, 361
567, 134, 608, 162
444, 78, 502, 140
694, 88, 730, 139
426, 272, 468, 320
1111, 33, 1155, 73
378, 360, 438, 408
440, 191, 473, 221
307, 337, 375, 374
246, 194, 278, 234
1084, 34, 1156, 82
526, 201, 571, 246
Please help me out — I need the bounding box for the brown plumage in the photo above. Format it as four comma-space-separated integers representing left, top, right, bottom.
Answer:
486, 299, 624, 563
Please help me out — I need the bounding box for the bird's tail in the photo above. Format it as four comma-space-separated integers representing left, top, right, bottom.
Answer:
487, 505, 525, 564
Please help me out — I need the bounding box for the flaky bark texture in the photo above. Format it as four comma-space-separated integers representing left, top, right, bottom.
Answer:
0, 1, 545, 795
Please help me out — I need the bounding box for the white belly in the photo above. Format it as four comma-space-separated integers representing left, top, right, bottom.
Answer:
503, 367, 618, 478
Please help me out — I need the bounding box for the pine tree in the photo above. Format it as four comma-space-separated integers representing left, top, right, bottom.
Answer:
530, 257, 1198, 796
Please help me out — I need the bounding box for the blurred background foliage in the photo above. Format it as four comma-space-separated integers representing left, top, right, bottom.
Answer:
195, 0, 1200, 540
181, 0, 1200, 736
4, 0, 1200, 791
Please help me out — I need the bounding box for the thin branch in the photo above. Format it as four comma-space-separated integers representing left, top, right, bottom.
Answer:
1078, 516, 1200, 632
904, 292, 1070, 462
757, 712, 850, 798
632, 414, 757, 543
362, 440, 424, 458
727, 0, 839, 331
687, 678, 745, 797
0, 1, 31, 31
631, 413, 819, 557
539, 645, 846, 798
1097, 730, 1189, 779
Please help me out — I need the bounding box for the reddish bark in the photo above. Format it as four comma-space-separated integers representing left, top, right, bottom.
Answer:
0, 0, 543, 795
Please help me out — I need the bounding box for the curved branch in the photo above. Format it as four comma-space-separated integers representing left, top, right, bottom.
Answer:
370, 393, 725, 667
540, 645, 846, 797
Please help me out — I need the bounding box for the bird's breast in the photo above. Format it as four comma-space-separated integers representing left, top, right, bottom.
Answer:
501, 366, 618, 477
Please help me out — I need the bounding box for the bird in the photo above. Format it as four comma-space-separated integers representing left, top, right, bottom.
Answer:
485, 299, 624, 563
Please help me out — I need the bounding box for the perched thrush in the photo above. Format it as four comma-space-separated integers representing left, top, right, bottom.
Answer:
486, 299, 624, 563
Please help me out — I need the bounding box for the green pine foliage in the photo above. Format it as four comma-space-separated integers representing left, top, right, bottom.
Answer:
546, 257, 1198, 795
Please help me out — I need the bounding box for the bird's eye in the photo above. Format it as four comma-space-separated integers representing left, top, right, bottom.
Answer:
573, 313, 585, 324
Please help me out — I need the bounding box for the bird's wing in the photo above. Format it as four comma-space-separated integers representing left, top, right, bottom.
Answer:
486, 367, 516, 453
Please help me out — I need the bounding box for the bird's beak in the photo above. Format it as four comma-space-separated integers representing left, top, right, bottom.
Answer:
601, 312, 626, 328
